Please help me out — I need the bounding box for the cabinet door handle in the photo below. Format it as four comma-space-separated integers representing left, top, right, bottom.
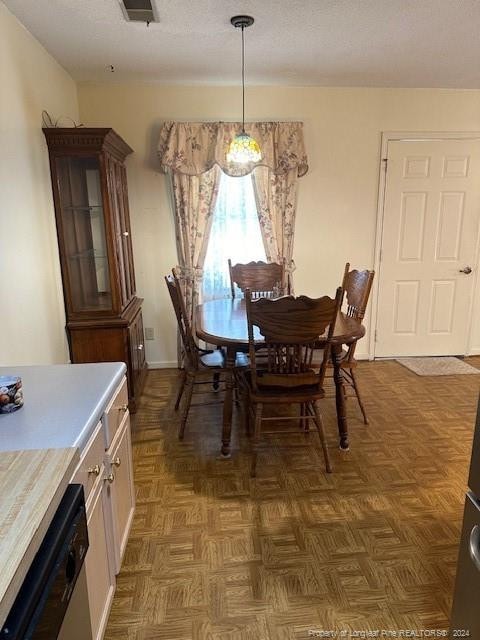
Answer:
112, 457, 121, 467
138, 344, 144, 350
87, 464, 100, 476
104, 472, 115, 484
119, 403, 128, 412
122, 231, 129, 237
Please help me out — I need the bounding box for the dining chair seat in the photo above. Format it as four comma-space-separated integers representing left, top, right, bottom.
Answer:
248, 386, 325, 404
199, 350, 225, 368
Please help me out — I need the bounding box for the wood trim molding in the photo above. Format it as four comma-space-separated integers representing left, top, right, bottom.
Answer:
67, 297, 143, 330
43, 128, 133, 162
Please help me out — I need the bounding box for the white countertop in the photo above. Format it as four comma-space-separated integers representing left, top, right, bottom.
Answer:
0, 363, 126, 453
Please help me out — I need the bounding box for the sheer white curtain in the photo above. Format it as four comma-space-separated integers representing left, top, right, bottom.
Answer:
202, 172, 266, 301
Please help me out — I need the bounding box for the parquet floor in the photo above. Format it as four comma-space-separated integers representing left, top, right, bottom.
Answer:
105, 358, 480, 639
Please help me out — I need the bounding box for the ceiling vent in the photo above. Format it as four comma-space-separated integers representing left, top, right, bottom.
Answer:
119, 0, 158, 24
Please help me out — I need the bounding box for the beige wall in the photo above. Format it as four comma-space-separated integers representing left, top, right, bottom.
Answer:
78, 83, 480, 365
2, 4, 477, 368
1, 3, 78, 364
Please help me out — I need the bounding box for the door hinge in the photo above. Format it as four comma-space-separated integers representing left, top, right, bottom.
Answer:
382, 157, 388, 171
374, 329, 378, 342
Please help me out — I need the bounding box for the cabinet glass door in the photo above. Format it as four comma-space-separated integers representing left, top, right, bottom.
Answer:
55, 157, 113, 313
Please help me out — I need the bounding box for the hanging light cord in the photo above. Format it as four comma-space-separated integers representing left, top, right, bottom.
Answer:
241, 24, 245, 133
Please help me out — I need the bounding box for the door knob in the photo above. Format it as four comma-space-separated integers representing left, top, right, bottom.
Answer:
459, 266, 472, 274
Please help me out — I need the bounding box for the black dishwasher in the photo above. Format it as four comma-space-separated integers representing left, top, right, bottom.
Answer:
1, 484, 89, 640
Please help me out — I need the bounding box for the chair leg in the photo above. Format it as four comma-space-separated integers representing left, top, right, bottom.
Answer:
174, 369, 187, 411
350, 368, 369, 425
250, 403, 263, 478
234, 380, 240, 407
178, 372, 195, 440
312, 401, 332, 473
243, 387, 252, 437
299, 403, 308, 432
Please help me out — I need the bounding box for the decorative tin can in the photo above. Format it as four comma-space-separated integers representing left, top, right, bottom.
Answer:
0, 376, 23, 413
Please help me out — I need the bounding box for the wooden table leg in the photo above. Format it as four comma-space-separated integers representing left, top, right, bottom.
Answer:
332, 344, 349, 450
221, 346, 236, 457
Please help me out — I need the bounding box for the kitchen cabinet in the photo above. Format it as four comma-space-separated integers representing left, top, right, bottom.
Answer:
84, 472, 115, 640
105, 413, 135, 573
69, 374, 135, 639
43, 128, 146, 411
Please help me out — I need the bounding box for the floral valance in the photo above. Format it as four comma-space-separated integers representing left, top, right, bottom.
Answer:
158, 121, 308, 177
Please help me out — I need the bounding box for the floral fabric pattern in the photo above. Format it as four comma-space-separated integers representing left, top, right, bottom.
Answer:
171, 166, 221, 321
251, 166, 299, 294
158, 121, 308, 178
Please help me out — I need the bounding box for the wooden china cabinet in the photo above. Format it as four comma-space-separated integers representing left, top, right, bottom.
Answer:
43, 128, 146, 411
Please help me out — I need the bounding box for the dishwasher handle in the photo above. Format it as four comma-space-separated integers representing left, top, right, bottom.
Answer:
470, 524, 480, 572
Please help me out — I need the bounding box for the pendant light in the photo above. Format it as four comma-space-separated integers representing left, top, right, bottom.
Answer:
226, 15, 262, 164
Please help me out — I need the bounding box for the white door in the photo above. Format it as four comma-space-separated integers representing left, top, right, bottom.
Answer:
376, 139, 480, 357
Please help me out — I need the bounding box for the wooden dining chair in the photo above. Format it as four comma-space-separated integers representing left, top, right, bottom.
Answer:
228, 259, 287, 299
336, 263, 375, 424
165, 269, 247, 440
243, 287, 343, 477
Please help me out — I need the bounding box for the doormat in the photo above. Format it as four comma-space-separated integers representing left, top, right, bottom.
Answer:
395, 356, 480, 376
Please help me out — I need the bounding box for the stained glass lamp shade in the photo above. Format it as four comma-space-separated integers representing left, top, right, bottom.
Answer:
227, 132, 262, 163
227, 16, 262, 164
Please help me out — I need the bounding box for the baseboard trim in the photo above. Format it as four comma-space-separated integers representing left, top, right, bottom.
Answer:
147, 361, 178, 369
354, 352, 369, 361
468, 348, 480, 356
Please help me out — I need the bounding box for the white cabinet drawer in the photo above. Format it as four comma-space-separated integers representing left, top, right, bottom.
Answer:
71, 421, 104, 501
102, 377, 129, 449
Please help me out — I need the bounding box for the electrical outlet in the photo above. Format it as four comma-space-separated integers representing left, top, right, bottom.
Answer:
144, 327, 155, 340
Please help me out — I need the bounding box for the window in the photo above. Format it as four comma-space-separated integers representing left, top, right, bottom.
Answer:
202, 172, 266, 301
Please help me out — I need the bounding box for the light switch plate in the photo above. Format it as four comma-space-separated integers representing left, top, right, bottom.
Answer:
144, 327, 155, 340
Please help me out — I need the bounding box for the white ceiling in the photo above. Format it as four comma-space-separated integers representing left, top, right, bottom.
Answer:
4, 0, 480, 88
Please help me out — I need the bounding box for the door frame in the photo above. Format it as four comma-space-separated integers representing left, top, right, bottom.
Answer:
370, 131, 480, 359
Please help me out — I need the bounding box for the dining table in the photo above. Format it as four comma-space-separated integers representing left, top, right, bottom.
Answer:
195, 297, 366, 457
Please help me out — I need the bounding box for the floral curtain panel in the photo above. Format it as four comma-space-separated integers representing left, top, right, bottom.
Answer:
251, 166, 299, 293
158, 121, 308, 178
170, 166, 221, 320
